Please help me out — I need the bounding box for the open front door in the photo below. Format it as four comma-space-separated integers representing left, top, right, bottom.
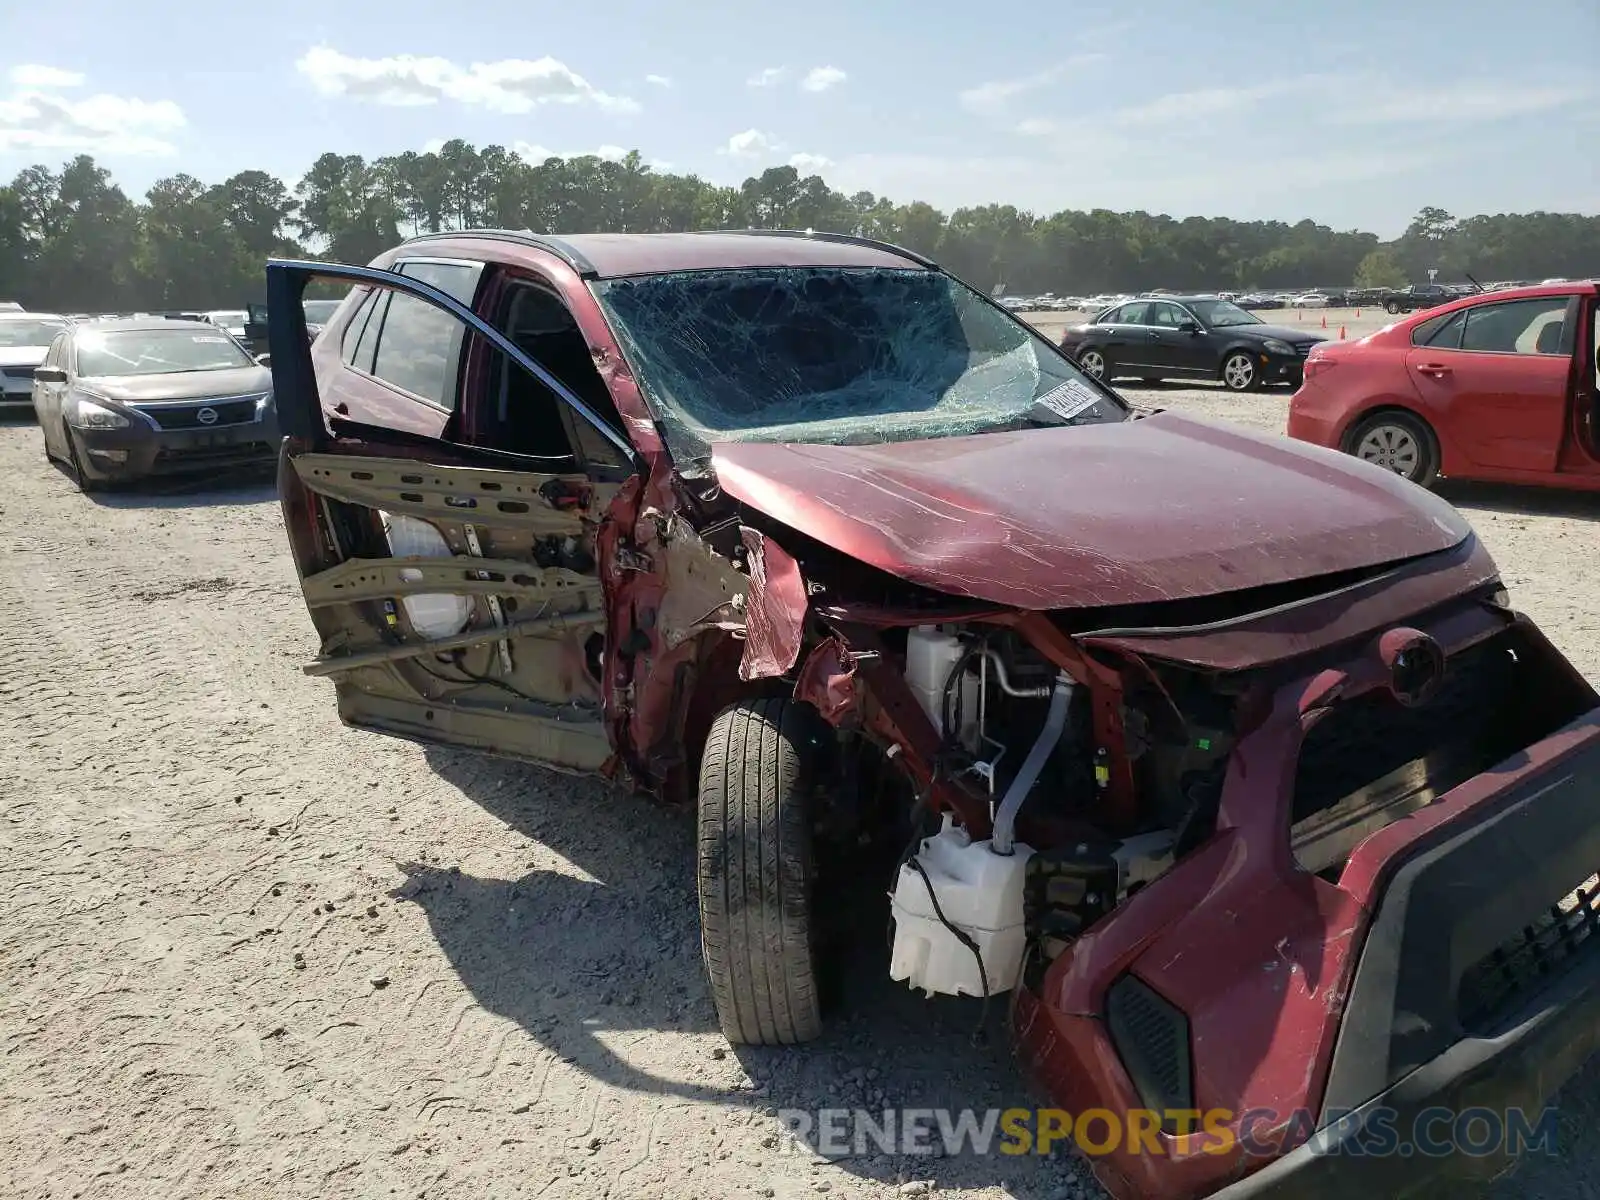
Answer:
265, 257, 642, 774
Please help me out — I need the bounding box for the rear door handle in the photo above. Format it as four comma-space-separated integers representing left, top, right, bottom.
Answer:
1414, 363, 1452, 378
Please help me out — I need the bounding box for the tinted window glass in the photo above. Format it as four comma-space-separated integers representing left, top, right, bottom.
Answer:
1148, 302, 1185, 328
1413, 311, 1465, 349
342, 289, 382, 370
1109, 302, 1150, 325
366, 261, 485, 408
1460, 298, 1570, 356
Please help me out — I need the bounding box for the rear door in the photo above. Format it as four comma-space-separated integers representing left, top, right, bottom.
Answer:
1094, 301, 1153, 365
1405, 295, 1578, 475
266, 259, 641, 773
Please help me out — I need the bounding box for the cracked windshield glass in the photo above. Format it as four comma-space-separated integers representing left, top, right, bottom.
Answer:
595, 266, 1127, 464
75, 327, 255, 377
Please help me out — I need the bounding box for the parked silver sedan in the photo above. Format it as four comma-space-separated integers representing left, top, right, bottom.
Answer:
32, 319, 278, 492
0, 312, 69, 410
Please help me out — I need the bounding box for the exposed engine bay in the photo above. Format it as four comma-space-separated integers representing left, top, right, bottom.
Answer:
878, 609, 1589, 1008
886, 622, 1226, 1000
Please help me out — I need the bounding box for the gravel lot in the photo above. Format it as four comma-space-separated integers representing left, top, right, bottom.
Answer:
2, 310, 1598, 1200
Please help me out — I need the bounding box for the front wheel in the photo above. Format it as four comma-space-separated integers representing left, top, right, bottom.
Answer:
697, 697, 826, 1046
1077, 347, 1108, 381
1221, 351, 1260, 392
1347, 411, 1440, 488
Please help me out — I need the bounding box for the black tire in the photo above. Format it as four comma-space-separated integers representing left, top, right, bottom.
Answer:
1345, 410, 1440, 488
1384, 299, 1402, 315
697, 697, 825, 1045
63, 425, 102, 493
1220, 350, 1260, 392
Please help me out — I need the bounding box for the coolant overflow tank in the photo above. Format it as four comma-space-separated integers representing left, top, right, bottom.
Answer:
889, 819, 1034, 998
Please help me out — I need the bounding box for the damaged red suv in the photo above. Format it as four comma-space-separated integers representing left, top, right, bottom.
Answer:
265, 231, 1600, 1199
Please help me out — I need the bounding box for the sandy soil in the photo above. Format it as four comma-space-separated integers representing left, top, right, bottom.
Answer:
2, 331, 1598, 1200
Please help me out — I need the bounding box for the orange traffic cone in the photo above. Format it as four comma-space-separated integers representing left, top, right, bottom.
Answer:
1355, 308, 1361, 317
1339, 325, 1346, 339
1321, 315, 1327, 329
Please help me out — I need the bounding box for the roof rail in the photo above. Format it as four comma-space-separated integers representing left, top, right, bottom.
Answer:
399, 228, 599, 278
700, 227, 939, 270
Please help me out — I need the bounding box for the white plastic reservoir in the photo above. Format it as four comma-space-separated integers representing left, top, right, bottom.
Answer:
889, 818, 1034, 998
905, 626, 979, 748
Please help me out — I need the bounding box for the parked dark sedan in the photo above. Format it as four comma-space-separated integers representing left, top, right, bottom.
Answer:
32, 318, 278, 491
1058, 295, 1325, 391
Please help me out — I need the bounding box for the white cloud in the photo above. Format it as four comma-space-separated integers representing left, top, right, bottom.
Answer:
1111, 80, 1304, 126
9, 65, 85, 89
958, 55, 1104, 115
1331, 82, 1591, 125
1015, 117, 1057, 136
788, 152, 832, 172
800, 66, 847, 93
421, 137, 447, 154
644, 74, 673, 88
0, 68, 184, 156
747, 67, 789, 88
296, 46, 639, 114
720, 128, 780, 158
513, 142, 629, 162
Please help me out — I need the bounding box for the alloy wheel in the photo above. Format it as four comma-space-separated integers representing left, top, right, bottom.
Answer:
1222, 353, 1255, 391
1078, 349, 1105, 379
1355, 424, 1422, 478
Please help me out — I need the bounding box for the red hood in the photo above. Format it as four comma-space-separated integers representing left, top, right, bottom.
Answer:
710, 411, 1473, 610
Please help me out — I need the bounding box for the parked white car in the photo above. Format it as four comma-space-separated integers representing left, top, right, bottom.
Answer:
0, 311, 69, 409
1293, 292, 1330, 308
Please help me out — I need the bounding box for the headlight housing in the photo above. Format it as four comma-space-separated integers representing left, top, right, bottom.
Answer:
71, 398, 130, 429
1262, 338, 1296, 356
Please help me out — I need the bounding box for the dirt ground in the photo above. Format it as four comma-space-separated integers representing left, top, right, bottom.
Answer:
2, 316, 1599, 1200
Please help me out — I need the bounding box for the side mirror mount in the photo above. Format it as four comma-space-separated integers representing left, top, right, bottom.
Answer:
32, 366, 66, 383
1178, 320, 1201, 335
254, 353, 272, 368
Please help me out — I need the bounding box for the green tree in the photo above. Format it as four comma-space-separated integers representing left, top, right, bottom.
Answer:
2, 144, 1597, 312
1354, 249, 1408, 289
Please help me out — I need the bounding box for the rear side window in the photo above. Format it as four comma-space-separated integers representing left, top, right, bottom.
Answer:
1459, 298, 1571, 356
354, 259, 486, 409
342, 290, 382, 371
1412, 311, 1465, 348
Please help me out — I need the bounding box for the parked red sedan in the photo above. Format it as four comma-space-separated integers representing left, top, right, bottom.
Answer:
1287, 282, 1600, 490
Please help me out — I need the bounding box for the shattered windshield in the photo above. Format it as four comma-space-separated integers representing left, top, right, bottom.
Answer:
593, 266, 1126, 464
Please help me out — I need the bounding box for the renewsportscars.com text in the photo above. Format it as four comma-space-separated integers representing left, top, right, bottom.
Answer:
776, 1105, 1560, 1160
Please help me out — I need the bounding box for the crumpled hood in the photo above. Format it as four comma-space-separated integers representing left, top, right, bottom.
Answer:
84, 365, 272, 403
711, 411, 1472, 610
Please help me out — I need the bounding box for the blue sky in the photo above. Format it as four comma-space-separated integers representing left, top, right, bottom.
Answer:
1, 0, 1595, 237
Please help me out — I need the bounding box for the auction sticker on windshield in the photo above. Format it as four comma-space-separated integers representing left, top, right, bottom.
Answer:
1035, 377, 1102, 421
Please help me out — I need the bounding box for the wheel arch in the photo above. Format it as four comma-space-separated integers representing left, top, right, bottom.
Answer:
1217, 343, 1262, 378
1341, 403, 1448, 485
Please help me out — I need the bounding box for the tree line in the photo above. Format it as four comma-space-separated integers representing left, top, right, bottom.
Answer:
2, 141, 1596, 314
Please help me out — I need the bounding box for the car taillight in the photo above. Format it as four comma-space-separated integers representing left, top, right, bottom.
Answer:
1303, 353, 1338, 382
